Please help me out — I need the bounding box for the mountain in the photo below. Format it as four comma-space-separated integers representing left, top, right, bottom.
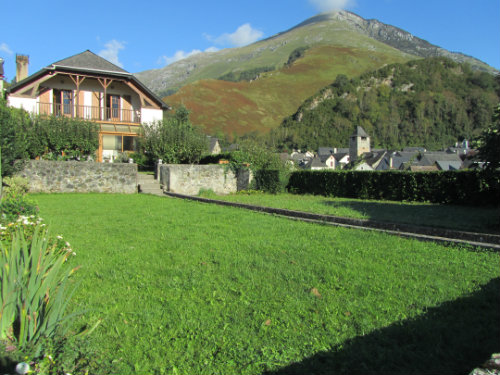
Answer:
135, 11, 497, 137
271, 57, 500, 151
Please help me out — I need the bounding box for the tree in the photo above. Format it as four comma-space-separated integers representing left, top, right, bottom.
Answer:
478, 104, 500, 170
0, 98, 30, 177
141, 105, 208, 164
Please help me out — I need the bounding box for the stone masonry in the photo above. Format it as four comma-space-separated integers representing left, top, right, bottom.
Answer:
159, 164, 252, 195
16, 160, 137, 194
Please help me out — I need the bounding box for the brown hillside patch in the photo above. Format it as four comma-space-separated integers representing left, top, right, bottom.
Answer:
167, 46, 412, 137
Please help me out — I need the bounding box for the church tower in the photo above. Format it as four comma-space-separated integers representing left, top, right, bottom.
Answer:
349, 126, 370, 161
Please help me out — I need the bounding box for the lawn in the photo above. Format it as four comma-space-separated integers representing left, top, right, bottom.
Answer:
33, 193, 499, 374
198, 191, 500, 234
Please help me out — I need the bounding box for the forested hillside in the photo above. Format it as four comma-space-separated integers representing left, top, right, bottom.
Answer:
270, 58, 500, 151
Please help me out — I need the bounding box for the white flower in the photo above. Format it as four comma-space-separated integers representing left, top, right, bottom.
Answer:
57, 235, 63, 239
15, 362, 30, 375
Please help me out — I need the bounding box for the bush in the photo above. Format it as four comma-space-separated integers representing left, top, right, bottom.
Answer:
287, 170, 500, 206
0, 177, 39, 225
0, 223, 77, 356
255, 170, 281, 194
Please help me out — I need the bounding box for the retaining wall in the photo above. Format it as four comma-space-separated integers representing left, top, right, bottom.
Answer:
159, 164, 252, 195
16, 160, 137, 194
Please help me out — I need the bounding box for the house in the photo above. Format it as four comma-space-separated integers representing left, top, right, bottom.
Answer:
6, 51, 168, 162
352, 150, 386, 171
413, 152, 463, 171
376, 151, 419, 171
446, 140, 470, 155
207, 136, 221, 155
307, 154, 337, 170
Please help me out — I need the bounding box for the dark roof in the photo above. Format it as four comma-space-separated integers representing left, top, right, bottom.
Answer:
333, 152, 349, 160
418, 152, 463, 165
7, 50, 168, 109
50, 50, 129, 74
310, 157, 330, 169
318, 147, 335, 156
436, 160, 463, 171
351, 126, 369, 138
360, 151, 386, 167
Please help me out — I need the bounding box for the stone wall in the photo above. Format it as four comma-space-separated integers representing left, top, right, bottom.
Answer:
159, 164, 252, 195
16, 160, 137, 194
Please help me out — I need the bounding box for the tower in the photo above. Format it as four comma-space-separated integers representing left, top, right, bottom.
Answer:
349, 126, 370, 161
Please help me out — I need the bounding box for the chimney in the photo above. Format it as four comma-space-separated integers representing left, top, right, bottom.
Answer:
16, 54, 29, 82
0, 58, 4, 94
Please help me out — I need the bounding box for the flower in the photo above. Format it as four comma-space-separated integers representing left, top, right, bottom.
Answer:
15, 362, 30, 375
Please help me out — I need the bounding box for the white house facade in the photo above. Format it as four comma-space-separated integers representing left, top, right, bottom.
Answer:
7, 50, 168, 162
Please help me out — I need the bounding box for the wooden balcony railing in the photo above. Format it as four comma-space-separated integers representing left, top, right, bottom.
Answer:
37, 102, 141, 124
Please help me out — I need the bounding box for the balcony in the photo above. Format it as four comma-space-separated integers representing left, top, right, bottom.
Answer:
37, 102, 141, 124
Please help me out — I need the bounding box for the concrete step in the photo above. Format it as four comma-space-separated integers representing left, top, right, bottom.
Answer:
137, 174, 163, 196
140, 189, 164, 196
137, 174, 156, 183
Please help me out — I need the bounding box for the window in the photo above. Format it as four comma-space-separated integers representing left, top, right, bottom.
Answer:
53, 89, 73, 116
106, 94, 120, 120
102, 134, 137, 153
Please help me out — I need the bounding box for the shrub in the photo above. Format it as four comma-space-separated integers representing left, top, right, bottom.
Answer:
0, 224, 77, 356
255, 170, 281, 194
287, 170, 500, 206
0, 177, 39, 225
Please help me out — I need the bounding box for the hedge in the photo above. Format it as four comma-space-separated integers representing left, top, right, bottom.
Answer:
287, 170, 500, 206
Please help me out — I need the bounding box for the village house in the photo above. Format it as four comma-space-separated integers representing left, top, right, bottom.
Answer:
6, 51, 168, 162
312, 126, 472, 171
207, 136, 221, 155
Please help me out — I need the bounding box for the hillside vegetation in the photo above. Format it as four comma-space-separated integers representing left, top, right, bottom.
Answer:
165, 43, 411, 136
136, 11, 497, 140
270, 58, 500, 151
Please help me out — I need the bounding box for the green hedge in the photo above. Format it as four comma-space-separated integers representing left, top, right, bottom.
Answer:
255, 170, 282, 194
287, 170, 500, 206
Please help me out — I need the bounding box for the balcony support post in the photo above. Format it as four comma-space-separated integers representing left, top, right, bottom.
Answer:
69, 74, 86, 117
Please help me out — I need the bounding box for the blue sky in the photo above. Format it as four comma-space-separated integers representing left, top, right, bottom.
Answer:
1, 0, 499, 82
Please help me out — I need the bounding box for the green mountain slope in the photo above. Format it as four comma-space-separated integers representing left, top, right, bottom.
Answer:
136, 11, 495, 96
271, 58, 500, 151
135, 11, 497, 138
166, 43, 411, 136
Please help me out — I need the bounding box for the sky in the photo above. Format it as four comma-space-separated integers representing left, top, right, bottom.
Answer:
1, 0, 499, 82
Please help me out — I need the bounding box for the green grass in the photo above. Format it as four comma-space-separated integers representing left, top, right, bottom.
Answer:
200, 192, 500, 234
32, 193, 499, 374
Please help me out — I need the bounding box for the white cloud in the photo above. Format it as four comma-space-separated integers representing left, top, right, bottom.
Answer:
309, 0, 356, 12
158, 46, 219, 66
98, 40, 126, 67
209, 23, 264, 47
0, 42, 13, 55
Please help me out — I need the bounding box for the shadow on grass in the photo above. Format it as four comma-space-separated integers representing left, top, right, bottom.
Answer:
322, 199, 499, 234
264, 278, 500, 375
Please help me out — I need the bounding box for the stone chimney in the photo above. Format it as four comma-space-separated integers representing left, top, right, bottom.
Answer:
0, 58, 4, 94
16, 54, 29, 82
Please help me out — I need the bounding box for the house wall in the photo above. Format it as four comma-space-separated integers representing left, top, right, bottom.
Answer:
16, 160, 137, 194
159, 164, 252, 195
7, 96, 37, 113
141, 108, 164, 123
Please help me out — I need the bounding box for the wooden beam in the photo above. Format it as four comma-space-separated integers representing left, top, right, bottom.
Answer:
9, 73, 56, 97
123, 80, 161, 109
69, 75, 86, 116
